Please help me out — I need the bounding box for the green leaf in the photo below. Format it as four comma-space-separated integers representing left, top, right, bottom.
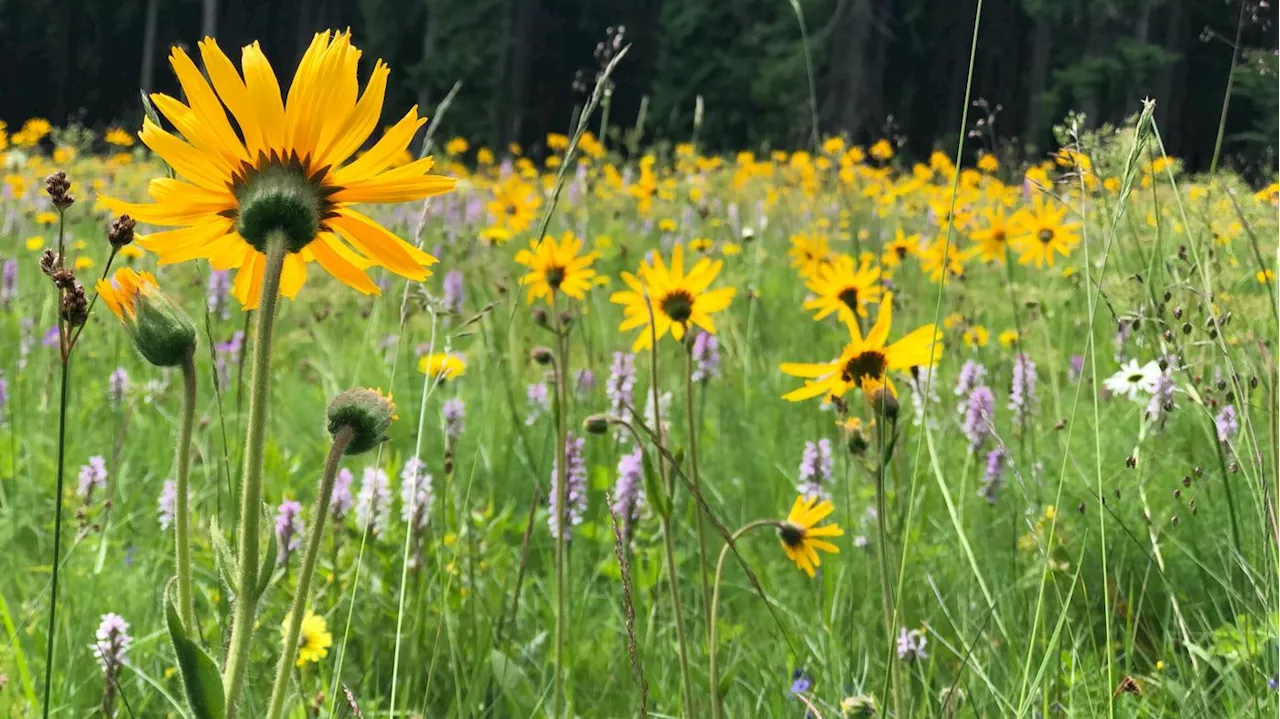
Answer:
640, 449, 668, 519
489, 649, 535, 705
165, 586, 226, 719
209, 518, 238, 596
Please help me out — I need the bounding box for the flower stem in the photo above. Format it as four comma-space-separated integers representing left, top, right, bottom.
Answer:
708, 519, 777, 719
174, 350, 198, 631
684, 347, 713, 629
222, 234, 289, 716
40, 353, 71, 719
873, 418, 903, 719
551, 294, 570, 718
265, 425, 354, 719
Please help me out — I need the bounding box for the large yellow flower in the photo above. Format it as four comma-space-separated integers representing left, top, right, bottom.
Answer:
778, 495, 844, 578
514, 232, 596, 303
802, 254, 883, 322
610, 243, 735, 352
1011, 196, 1080, 268
967, 206, 1023, 263
419, 352, 466, 381
780, 293, 941, 402
102, 32, 455, 309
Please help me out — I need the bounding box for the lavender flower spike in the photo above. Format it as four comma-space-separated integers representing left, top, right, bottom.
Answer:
549, 434, 588, 540
274, 499, 304, 565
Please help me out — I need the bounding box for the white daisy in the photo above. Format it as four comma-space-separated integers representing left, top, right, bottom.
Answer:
1104, 359, 1162, 401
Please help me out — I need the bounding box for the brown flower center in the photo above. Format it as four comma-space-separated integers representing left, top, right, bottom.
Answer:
838, 287, 860, 311
545, 265, 565, 289
1038, 228, 1055, 244
778, 522, 806, 548
841, 350, 887, 388
660, 289, 695, 323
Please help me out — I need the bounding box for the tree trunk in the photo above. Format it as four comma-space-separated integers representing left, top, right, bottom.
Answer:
140, 0, 159, 95
1025, 13, 1053, 143
203, 0, 218, 38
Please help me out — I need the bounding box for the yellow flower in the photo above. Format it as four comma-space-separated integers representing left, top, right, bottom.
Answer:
97, 268, 157, 321
546, 133, 570, 151
821, 137, 846, 155
480, 226, 513, 246
869, 139, 894, 161
419, 352, 466, 381
998, 329, 1019, 347
593, 235, 614, 250
1258, 269, 1275, 284
120, 245, 145, 259
881, 227, 920, 268
283, 611, 332, 667
445, 137, 469, 155
778, 495, 845, 578
780, 293, 942, 402
1254, 182, 1279, 206
74, 256, 94, 270
788, 232, 833, 279
919, 237, 970, 283
942, 312, 965, 331
1010, 196, 1080, 268
962, 326, 989, 348
968, 206, 1022, 263
25, 236, 44, 251
610, 243, 735, 352
1103, 177, 1120, 193
689, 237, 712, 253
802, 254, 883, 322
514, 231, 597, 303
658, 218, 678, 233
721, 242, 741, 257
487, 176, 541, 234
36, 211, 58, 225
53, 147, 75, 165
105, 127, 135, 147
476, 147, 495, 165
977, 153, 999, 173
101, 32, 455, 310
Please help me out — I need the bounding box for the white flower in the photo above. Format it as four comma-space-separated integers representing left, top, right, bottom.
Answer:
1104, 359, 1162, 401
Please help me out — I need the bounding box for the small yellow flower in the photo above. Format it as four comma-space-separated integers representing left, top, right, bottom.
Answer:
74, 256, 94, 270
689, 237, 712, 253
1155, 660, 1166, 672
283, 611, 332, 667
445, 137, 469, 155
778, 495, 845, 578
869, 139, 894, 161
977, 153, 999, 172
420, 353, 466, 381
962, 326, 989, 348
476, 147, 494, 165
1257, 269, 1275, 284
546, 133, 570, 151
36, 211, 58, 225
998, 329, 1020, 348
658, 218, 678, 233
721, 242, 741, 257
25, 236, 44, 251
942, 312, 965, 331
104, 127, 135, 147
53, 147, 75, 164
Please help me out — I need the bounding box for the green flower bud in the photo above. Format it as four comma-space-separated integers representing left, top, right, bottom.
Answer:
96, 268, 196, 367
582, 414, 610, 435
235, 165, 323, 253
326, 388, 398, 455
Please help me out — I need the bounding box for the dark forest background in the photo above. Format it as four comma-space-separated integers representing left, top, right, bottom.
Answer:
1, 0, 1276, 173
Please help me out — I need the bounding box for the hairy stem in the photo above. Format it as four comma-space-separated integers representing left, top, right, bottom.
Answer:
222, 234, 289, 716
708, 519, 777, 719
265, 425, 354, 719
174, 350, 198, 631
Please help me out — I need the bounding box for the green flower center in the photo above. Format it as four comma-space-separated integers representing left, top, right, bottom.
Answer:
232, 160, 329, 254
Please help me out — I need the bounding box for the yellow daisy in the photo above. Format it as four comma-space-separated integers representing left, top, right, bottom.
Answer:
101, 31, 455, 310
104, 127, 135, 147
780, 293, 941, 402
487, 176, 541, 233
778, 495, 844, 578
1011, 196, 1080, 269
514, 232, 597, 303
788, 232, 832, 278
880, 227, 919, 268
802, 254, 883, 322
967, 206, 1023, 263
610, 243, 735, 352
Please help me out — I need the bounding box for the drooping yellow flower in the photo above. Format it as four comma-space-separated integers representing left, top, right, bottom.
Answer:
778, 495, 844, 578
101, 32, 455, 310
610, 243, 735, 352
788, 232, 833, 279
513, 232, 597, 303
802, 254, 883, 322
97, 268, 157, 321
780, 293, 941, 402
419, 352, 466, 381
487, 176, 541, 234
1010, 196, 1080, 268
283, 611, 332, 667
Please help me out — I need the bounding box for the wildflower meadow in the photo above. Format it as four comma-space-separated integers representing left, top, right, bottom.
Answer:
0, 13, 1277, 719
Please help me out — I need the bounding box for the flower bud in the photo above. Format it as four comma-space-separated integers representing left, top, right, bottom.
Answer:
108, 214, 137, 249
326, 388, 398, 455
96, 268, 196, 367
530, 346, 555, 365
235, 167, 322, 253
866, 385, 899, 421
582, 414, 610, 435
